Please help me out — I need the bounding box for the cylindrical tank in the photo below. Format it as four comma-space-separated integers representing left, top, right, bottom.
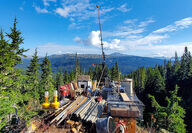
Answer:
121, 78, 133, 96
96, 116, 112, 133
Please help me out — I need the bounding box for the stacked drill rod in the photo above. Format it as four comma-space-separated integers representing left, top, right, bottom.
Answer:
50, 96, 87, 125
74, 97, 105, 123
47, 96, 105, 126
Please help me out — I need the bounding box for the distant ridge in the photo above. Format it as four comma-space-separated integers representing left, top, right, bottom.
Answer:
17, 53, 164, 74
109, 52, 127, 56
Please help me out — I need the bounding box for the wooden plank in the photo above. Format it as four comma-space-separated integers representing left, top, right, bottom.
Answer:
120, 93, 130, 102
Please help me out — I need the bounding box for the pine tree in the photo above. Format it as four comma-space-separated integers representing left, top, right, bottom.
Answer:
39, 55, 54, 102
115, 61, 119, 80
110, 65, 116, 81
149, 86, 186, 133
88, 67, 93, 79
69, 70, 75, 82
75, 53, 80, 81
63, 70, 69, 84
0, 19, 27, 130
55, 68, 64, 89
179, 47, 191, 82
6, 17, 28, 66
26, 48, 40, 99
165, 60, 175, 91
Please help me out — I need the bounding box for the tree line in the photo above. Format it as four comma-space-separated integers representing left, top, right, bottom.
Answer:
127, 47, 192, 132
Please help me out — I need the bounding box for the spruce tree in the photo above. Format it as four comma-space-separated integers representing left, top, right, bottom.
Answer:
149, 86, 186, 133
0, 18, 27, 130
110, 65, 116, 81
39, 55, 54, 102
26, 48, 40, 99
115, 61, 119, 80
6, 17, 28, 66
55, 68, 64, 89
69, 70, 75, 82
75, 53, 80, 81
63, 70, 69, 84
88, 67, 93, 79
165, 60, 175, 91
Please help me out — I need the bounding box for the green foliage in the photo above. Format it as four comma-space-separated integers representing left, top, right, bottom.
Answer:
69, 70, 75, 82
149, 86, 186, 133
128, 47, 192, 132
115, 61, 119, 80
25, 48, 40, 99
0, 18, 28, 130
6, 18, 28, 66
39, 55, 54, 102
63, 70, 69, 84
55, 68, 64, 89
75, 53, 80, 81
88, 67, 93, 79
110, 65, 116, 80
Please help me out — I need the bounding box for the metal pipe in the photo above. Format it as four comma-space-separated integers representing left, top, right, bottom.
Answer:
57, 96, 87, 125
74, 98, 90, 115
87, 103, 100, 122
84, 102, 99, 121
80, 100, 95, 119
51, 96, 82, 124
75, 98, 94, 115
79, 101, 93, 119
56, 97, 84, 125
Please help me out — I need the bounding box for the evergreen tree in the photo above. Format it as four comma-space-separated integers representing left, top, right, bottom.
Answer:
149, 86, 186, 133
178, 47, 191, 82
69, 70, 75, 82
63, 70, 69, 84
115, 61, 119, 80
39, 55, 54, 102
75, 53, 80, 81
55, 68, 64, 89
88, 67, 93, 79
26, 48, 40, 99
110, 65, 116, 80
0, 19, 27, 130
165, 60, 175, 91
6, 18, 28, 66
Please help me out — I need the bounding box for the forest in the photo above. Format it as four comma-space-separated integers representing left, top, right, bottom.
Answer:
0, 19, 191, 132
127, 47, 192, 132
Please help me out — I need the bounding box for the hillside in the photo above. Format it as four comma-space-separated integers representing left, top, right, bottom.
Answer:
17, 53, 164, 74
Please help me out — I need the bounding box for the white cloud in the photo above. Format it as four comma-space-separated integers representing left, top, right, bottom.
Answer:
34, 6, 48, 13
43, 0, 57, 6
153, 17, 192, 33
75, 31, 123, 50
103, 28, 144, 38
133, 42, 192, 57
124, 19, 137, 24
55, 7, 70, 17
117, 4, 131, 12
73, 17, 192, 57
138, 18, 155, 27
54, 0, 114, 23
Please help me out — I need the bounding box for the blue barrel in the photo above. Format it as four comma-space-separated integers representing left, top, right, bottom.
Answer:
96, 116, 112, 133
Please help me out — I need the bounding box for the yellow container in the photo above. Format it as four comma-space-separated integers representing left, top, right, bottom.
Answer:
51, 90, 60, 109
51, 96, 60, 109
42, 91, 50, 109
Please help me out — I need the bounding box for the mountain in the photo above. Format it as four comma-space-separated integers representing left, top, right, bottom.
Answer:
109, 52, 127, 57
17, 53, 164, 74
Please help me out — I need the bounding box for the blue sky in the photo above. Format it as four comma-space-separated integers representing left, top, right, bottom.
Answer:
1, 0, 192, 57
